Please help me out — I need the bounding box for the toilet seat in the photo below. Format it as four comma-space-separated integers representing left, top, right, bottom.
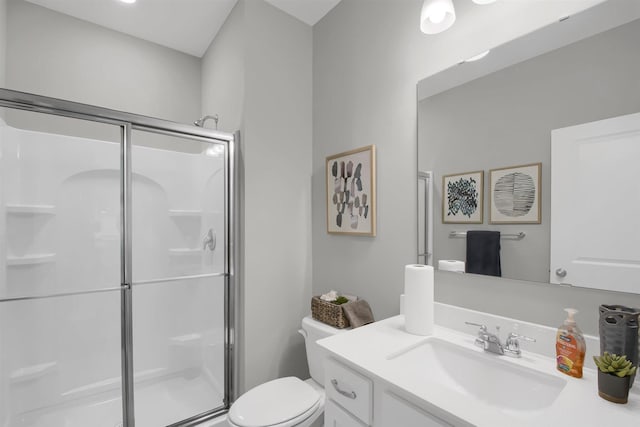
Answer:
228, 377, 321, 427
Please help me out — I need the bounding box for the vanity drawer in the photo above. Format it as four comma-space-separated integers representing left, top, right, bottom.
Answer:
380, 391, 452, 427
325, 358, 373, 425
325, 400, 366, 427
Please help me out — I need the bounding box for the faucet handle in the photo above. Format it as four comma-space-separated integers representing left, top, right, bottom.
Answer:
465, 322, 489, 350
508, 324, 535, 343
504, 330, 536, 357
465, 321, 487, 332
507, 332, 536, 343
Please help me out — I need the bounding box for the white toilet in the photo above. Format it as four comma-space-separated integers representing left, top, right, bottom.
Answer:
228, 316, 345, 427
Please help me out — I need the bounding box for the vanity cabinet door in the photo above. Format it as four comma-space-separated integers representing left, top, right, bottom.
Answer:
325, 358, 373, 425
379, 392, 452, 427
325, 400, 367, 427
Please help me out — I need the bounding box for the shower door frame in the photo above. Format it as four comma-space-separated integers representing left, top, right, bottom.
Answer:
0, 88, 238, 427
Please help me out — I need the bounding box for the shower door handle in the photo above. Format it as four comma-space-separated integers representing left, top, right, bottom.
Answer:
203, 228, 216, 252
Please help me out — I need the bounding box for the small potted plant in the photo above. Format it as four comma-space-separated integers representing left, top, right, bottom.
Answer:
593, 352, 637, 404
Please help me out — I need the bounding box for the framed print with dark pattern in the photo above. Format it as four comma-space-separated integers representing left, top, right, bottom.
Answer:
442, 170, 483, 224
326, 145, 376, 236
489, 163, 541, 224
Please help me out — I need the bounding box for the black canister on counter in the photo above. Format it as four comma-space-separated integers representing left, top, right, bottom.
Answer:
599, 304, 640, 387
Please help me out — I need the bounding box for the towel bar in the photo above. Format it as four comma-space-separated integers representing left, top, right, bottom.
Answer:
449, 231, 525, 240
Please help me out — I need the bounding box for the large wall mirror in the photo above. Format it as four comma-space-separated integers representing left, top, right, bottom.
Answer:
417, 2, 640, 293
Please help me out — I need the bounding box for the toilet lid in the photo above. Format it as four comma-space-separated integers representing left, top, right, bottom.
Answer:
229, 377, 320, 427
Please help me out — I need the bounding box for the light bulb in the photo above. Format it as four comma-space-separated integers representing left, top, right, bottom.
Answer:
429, 7, 447, 24
420, 0, 456, 35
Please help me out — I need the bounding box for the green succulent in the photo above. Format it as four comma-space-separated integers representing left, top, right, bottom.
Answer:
593, 352, 637, 378
332, 296, 350, 305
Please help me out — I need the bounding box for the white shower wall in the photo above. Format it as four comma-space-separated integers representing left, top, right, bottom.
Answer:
0, 120, 227, 426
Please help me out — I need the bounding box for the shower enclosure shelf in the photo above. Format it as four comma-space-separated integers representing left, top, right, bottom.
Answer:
168, 248, 202, 256
61, 367, 167, 400
170, 333, 203, 344
168, 209, 203, 218
94, 233, 120, 241
9, 362, 58, 384
7, 253, 56, 266
6, 204, 56, 215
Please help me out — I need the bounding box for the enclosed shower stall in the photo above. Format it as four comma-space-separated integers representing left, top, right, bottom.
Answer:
0, 89, 237, 427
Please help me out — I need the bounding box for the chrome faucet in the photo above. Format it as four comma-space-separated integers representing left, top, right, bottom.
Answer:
465, 322, 535, 358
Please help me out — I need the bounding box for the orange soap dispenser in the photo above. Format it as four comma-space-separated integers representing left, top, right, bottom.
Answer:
556, 308, 586, 378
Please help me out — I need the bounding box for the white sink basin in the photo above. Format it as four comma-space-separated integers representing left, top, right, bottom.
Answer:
387, 337, 567, 412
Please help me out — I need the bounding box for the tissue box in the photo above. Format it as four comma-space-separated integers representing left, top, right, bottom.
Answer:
311, 296, 350, 329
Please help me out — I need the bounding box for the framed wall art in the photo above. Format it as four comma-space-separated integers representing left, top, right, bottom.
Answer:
326, 145, 376, 236
489, 162, 541, 224
442, 170, 484, 224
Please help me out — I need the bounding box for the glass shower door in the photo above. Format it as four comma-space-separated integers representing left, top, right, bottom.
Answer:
0, 110, 124, 427
130, 130, 227, 426
1, 89, 236, 427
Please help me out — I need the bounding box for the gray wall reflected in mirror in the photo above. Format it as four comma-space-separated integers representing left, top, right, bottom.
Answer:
418, 17, 640, 287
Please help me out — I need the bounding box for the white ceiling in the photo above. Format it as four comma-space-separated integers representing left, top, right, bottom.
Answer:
23, 0, 342, 58
264, 0, 341, 26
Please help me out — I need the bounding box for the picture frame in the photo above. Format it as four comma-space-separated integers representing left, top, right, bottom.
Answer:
489, 162, 541, 224
326, 145, 376, 236
442, 170, 484, 224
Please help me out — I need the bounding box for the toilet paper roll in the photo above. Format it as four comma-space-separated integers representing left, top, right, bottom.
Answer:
438, 260, 465, 273
403, 264, 434, 336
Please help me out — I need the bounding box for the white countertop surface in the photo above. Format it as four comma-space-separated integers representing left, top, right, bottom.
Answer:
318, 315, 640, 427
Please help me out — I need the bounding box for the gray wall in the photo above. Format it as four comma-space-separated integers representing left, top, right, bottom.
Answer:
419, 20, 640, 284
201, 0, 245, 133
242, 0, 313, 392
313, 0, 420, 323
311, 0, 637, 334
0, 0, 6, 89
5, 0, 201, 124
201, 0, 313, 393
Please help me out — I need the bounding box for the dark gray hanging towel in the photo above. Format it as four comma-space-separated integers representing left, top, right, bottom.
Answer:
466, 231, 501, 277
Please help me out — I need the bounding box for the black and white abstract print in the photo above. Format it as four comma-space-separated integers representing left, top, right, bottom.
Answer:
330, 159, 369, 230
326, 146, 375, 235
442, 171, 483, 223
489, 163, 541, 224
493, 172, 535, 217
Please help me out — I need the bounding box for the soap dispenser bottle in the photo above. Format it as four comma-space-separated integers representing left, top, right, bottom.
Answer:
556, 308, 586, 378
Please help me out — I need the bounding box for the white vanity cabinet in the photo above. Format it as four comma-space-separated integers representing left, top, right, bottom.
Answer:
324, 357, 452, 427
319, 315, 640, 427
324, 358, 372, 425
378, 391, 452, 427
324, 400, 367, 427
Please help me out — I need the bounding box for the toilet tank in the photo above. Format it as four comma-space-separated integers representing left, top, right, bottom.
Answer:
301, 316, 347, 385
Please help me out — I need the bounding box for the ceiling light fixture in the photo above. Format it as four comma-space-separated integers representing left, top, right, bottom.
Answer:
420, 0, 456, 34
119, 0, 136, 4
422, 0, 497, 35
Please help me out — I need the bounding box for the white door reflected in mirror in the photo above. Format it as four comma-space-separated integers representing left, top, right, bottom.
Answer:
550, 112, 640, 294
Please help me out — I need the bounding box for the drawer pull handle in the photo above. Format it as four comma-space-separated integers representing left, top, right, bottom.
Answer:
331, 379, 357, 399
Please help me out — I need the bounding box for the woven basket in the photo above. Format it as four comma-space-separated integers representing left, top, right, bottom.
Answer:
311, 296, 350, 329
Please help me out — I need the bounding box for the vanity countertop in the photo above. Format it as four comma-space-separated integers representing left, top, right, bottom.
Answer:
318, 315, 640, 427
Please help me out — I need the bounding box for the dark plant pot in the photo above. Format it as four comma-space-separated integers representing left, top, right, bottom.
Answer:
598, 370, 631, 404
